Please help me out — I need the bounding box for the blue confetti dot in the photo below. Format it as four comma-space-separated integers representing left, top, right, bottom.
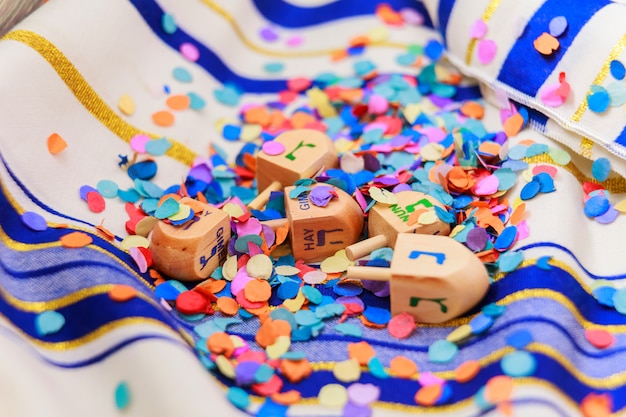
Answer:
593, 285, 616, 307
494, 226, 517, 251
333, 281, 363, 296
254, 363, 275, 383
161, 13, 177, 34
154, 280, 185, 300
501, 350, 537, 377
506, 329, 533, 349
592, 157, 611, 182
21, 211, 47, 231
482, 303, 506, 317
114, 381, 131, 410
424, 39, 444, 61
612, 287, 626, 314
363, 306, 391, 325
498, 251, 524, 273
534, 173, 555, 193
520, 180, 541, 200
368, 356, 389, 378
35, 310, 65, 336
334, 322, 363, 337
469, 313, 494, 335
428, 339, 458, 364
302, 286, 323, 304
172, 66, 192, 83
584, 195, 610, 218
227, 386, 250, 409
256, 399, 288, 417
263, 61, 284, 73
396, 52, 417, 66
610, 60, 625, 80
127, 160, 158, 181
294, 309, 320, 327
587, 88, 610, 113
276, 280, 300, 300
222, 124, 241, 141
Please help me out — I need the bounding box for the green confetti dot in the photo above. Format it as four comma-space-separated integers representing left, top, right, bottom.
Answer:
501, 350, 537, 377
428, 339, 458, 364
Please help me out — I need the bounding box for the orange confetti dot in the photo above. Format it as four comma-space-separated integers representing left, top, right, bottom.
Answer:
484, 375, 514, 403
47, 133, 68, 155
272, 319, 292, 337
414, 384, 442, 406
460, 101, 485, 119
95, 224, 115, 241
271, 390, 302, 405
244, 279, 272, 303
390, 355, 418, 379
207, 331, 235, 357
279, 358, 313, 383
581, 392, 613, 417
108, 284, 138, 302
216, 296, 239, 316
478, 141, 501, 158
509, 203, 526, 226
152, 110, 175, 127
255, 320, 278, 348
166, 94, 191, 111
503, 112, 524, 137
348, 341, 376, 366
533, 32, 560, 55
376, 3, 403, 26
195, 278, 227, 295
244, 106, 271, 126
60, 231, 93, 248
454, 360, 481, 383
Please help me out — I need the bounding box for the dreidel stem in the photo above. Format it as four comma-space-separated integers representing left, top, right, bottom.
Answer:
247, 181, 283, 211
344, 265, 392, 282
345, 234, 389, 261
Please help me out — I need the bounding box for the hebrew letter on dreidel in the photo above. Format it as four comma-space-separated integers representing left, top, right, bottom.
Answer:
408, 250, 446, 265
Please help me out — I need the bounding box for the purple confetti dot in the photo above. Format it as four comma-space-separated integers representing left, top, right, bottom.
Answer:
466, 227, 488, 251
259, 27, 279, 42
309, 185, 335, 207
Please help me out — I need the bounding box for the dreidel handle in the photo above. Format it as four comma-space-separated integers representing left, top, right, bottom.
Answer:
247, 181, 283, 211
344, 265, 392, 282
345, 234, 389, 261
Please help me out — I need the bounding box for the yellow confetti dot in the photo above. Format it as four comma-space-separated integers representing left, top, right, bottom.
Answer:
168, 203, 192, 222
614, 199, 626, 213
266, 335, 291, 359
230, 335, 246, 350
449, 224, 465, 238
367, 26, 389, 43
120, 235, 150, 250
418, 210, 438, 225
240, 124, 262, 142
333, 359, 361, 382
118, 94, 135, 116
369, 186, 398, 205
246, 254, 273, 280
222, 202, 245, 218
446, 324, 473, 344
318, 384, 348, 408
283, 289, 306, 313
420, 143, 445, 161
521, 168, 534, 182
215, 355, 236, 379
222, 256, 238, 281
321, 255, 350, 274
274, 265, 301, 276
134, 216, 157, 237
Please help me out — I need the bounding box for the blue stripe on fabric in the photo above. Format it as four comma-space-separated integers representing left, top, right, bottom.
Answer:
518, 241, 626, 280
127, 0, 287, 93
437, 0, 456, 43
0, 292, 180, 343
209, 350, 626, 410
498, 0, 611, 96
252, 0, 432, 28
615, 124, 626, 147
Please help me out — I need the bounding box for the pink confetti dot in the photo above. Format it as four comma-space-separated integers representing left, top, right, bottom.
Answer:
477, 39, 497, 64
130, 134, 151, 153
368, 94, 389, 115
286, 35, 304, 47
469, 19, 488, 39
179, 42, 200, 62
261, 140, 285, 156
473, 174, 499, 196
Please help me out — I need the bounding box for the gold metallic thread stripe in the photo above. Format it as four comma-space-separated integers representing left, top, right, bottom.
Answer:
579, 137, 594, 159
571, 34, 626, 123
465, 0, 503, 65
524, 154, 626, 194
0, 29, 197, 166
200, 0, 408, 58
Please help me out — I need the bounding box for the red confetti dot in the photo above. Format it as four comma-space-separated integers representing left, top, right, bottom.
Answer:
86, 191, 106, 213
175, 290, 211, 315
585, 329, 615, 349
388, 312, 417, 339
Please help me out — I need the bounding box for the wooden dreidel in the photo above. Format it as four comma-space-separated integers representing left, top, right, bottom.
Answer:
345, 190, 451, 261
344, 234, 490, 324
282, 183, 364, 263
150, 198, 231, 281
248, 129, 338, 211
